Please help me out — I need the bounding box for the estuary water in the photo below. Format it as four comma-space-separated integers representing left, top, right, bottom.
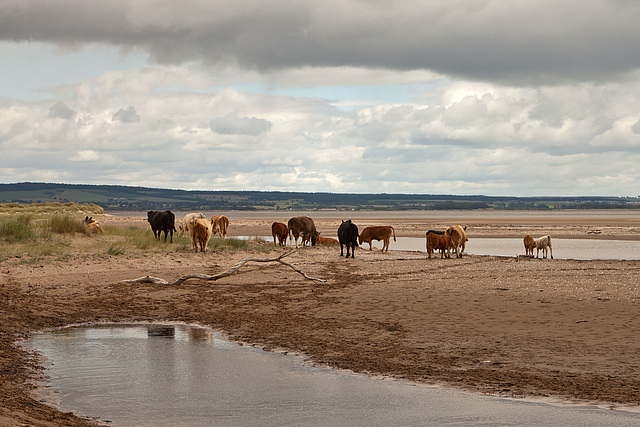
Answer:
26, 324, 640, 427
246, 236, 640, 260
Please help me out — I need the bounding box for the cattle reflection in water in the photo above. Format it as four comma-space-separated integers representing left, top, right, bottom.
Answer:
147, 325, 175, 337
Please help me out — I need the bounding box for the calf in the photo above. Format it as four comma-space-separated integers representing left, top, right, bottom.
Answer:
316, 232, 339, 245
338, 220, 359, 258
426, 233, 453, 259
271, 222, 289, 246
358, 226, 396, 252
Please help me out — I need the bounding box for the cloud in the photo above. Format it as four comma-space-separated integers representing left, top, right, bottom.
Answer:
2, 1, 640, 85
112, 106, 140, 123
210, 113, 271, 136
48, 101, 75, 119
70, 150, 100, 162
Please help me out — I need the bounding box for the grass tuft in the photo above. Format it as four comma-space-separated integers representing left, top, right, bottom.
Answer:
0, 215, 36, 242
46, 214, 88, 234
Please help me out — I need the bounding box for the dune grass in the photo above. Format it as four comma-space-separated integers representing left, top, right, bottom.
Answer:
0, 208, 274, 264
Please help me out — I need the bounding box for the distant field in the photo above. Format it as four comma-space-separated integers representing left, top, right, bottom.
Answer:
1, 182, 639, 211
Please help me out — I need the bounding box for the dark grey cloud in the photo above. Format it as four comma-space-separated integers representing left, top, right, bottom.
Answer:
112, 106, 140, 123
2, 1, 640, 85
48, 101, 75, 119
210, 113, 271, 136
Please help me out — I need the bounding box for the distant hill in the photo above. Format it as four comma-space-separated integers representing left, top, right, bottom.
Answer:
0, 182, 638, 211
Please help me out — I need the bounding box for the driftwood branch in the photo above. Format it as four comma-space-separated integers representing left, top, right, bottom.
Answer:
120, 250, 326, 285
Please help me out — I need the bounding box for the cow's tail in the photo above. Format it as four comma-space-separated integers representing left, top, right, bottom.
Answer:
547, 235, 552, 247
391, 226, 396, 242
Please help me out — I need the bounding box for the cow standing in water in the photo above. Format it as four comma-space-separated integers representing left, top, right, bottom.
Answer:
338, 220, 359, 258
147, 210, 177, 243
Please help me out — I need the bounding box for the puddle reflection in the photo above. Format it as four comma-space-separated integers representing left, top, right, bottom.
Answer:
25, 324, 640, 427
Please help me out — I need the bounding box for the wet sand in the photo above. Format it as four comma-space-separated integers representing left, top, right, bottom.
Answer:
1, 212, 639, 425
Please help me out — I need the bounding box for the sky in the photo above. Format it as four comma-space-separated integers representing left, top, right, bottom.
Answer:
2, 1, 640, 197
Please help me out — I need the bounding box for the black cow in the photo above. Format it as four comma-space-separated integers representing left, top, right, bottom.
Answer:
338, 219, 359, 258
147, 210, 177, 243
288, 216, 317, 248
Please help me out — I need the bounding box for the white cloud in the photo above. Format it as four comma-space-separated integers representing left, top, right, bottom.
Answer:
70, 150, 100, 162
2, 2, 640, 196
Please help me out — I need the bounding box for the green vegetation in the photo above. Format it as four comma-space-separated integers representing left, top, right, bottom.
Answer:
46, 214, 88, 235
0, 214, 36, 242
1, 182, 639, 211
0, 209, 274, 265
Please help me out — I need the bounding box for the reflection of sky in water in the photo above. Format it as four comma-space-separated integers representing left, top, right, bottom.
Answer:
26, 325, 640, 427
241, 236, 640, 260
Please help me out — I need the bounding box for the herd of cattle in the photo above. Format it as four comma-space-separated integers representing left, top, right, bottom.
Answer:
142, 211, 554, 259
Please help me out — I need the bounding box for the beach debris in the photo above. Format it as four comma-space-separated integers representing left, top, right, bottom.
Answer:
121, 250, 326, 285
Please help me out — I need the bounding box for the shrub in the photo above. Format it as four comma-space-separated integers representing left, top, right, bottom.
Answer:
47, 214, 87, 234
0, 215, 35, 241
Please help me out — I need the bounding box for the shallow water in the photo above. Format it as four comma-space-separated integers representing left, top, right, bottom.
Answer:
249, 236, 640, 260
26, 324, 640, 427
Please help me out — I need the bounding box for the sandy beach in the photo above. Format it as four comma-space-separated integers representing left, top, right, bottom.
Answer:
1, 211, 639, 425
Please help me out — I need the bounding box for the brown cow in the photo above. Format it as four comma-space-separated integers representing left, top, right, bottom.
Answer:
523, 235, 535, 256
358, 226, 396, 252
191, 218, 213, 252
84, 216, 104, 234
272, 222, 288, 246
211, 215, 230, 239
426, 233, 453, 259
288, 216, 317, 248
316, 232, 339, 245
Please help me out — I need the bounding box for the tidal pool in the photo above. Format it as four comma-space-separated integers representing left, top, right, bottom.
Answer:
26, 324, 640, 427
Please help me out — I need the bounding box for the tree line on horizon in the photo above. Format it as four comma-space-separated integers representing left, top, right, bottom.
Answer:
0, 182, 638, 211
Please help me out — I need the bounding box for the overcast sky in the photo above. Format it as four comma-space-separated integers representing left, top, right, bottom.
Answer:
2, 0, 640, 196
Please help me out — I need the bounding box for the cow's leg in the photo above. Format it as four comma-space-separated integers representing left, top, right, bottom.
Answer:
549, 245, 553, 259
340, 244, 344, 256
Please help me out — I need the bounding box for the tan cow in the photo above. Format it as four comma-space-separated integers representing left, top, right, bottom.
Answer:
444, 225, 467, 258
211, 215, 230, 239
358, 226, 396, 252
191, 218, 213, 252
84, 216, 104, 234
534, 235, 553, 259
316, 232, 339, 245
271, 222, 288, 246
178, 213, 206, 237
426, 233, 453, 259
523, 235, 535, 256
